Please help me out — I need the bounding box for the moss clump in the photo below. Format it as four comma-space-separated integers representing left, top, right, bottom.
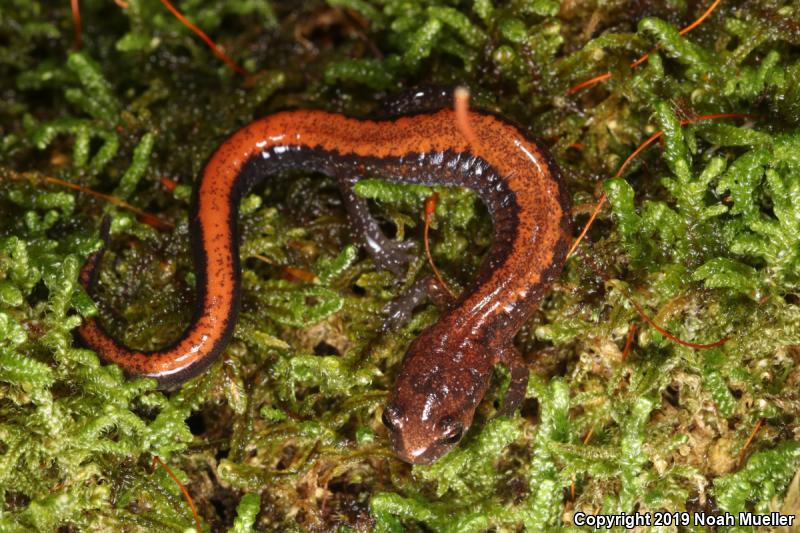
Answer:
1, 1, 799, 531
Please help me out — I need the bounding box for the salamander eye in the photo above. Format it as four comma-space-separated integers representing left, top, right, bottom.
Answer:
437, 418, 463, 445
381, 411, 395, 430
382, 404, 402, 431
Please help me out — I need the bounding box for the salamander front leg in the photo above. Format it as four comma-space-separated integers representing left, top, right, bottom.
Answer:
382, 276, 454, 332
337, 174, 416, 276
497, 345, 529, 417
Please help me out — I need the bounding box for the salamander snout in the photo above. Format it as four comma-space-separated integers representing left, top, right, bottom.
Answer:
382, 328, 494, 463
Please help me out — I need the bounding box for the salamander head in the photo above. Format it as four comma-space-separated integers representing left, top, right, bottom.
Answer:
382, 339, 491, 464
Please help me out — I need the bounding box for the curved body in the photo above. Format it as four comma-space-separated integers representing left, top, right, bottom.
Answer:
79, 108, 571, 462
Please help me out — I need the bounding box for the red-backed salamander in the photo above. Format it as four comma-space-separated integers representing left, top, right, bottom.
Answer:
78, 102, 571, 464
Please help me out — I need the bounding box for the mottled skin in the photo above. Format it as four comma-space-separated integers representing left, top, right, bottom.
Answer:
78, 108, 570, 463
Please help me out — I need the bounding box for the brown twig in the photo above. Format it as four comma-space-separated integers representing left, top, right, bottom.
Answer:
566, 193, 606, 259
566, 112, 755, 258
621, 323, 637, 361
151, 456, 202, 532
738, 417, 764, 466
158, 0, 250, 78
616, 112, 756, 177
71, 0, 82, 49
423, 192, 456, 299
3, 170, 172, 230
454, 86, 479, 148
629, 299, 728, 350
567, 0, 723, 94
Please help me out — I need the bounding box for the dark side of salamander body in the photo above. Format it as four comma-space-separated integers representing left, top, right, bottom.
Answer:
77, 107, 570, 463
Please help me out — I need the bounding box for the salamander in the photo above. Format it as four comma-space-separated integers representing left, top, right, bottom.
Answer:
78, 104, 571, 464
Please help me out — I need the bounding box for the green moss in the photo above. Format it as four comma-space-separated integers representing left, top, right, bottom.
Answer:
1, 0, 799, 531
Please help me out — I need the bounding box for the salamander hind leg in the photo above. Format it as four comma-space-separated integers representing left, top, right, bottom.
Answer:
381, 276, 455, 332
497, 344, 529, 417
337, 173, 416, 276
